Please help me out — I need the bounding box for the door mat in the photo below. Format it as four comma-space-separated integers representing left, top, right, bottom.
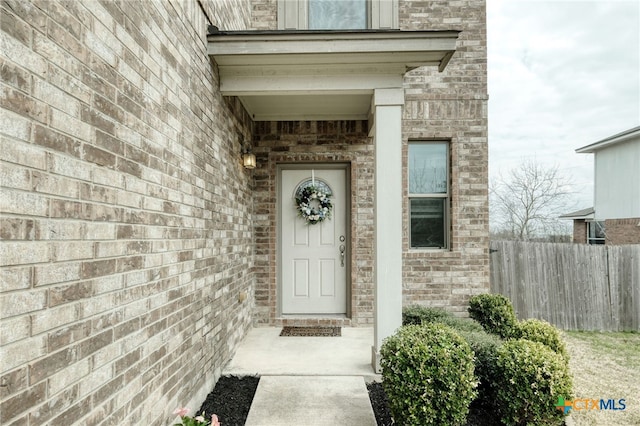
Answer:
279, 326, 341, 337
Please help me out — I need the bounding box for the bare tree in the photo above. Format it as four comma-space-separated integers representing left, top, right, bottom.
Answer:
491, 160, 574, 240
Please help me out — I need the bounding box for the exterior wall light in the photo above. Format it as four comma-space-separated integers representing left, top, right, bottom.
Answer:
242, 150, 256, 169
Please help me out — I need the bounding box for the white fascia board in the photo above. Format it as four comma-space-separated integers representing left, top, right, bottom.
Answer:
213, 52, 447, 67
219, 73, 403, 95
207, 31, 459, 56
559, 213, 595, 220
576, 126, 640, 153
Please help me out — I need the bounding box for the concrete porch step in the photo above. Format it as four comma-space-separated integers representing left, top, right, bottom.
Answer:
223, 327, 377, 377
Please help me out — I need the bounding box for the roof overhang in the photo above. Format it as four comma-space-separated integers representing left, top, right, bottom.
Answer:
207, 30, 459, 121
559, 207, 595, 220
576, 126, 640, 153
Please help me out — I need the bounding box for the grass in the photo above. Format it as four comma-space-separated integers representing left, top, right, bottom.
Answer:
563, 331, 640, 426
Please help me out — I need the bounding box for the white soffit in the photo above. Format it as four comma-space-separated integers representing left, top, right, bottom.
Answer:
207, 30, 459, 121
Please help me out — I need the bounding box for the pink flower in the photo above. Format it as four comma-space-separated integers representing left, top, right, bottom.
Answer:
211, 414, 221, 426
195, 415, 205, 422
173, 407, 190, 417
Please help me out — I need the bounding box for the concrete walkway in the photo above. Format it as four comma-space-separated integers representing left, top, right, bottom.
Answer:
223, 327, 380, 426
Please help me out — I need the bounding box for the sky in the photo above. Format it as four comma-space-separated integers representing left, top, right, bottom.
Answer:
487, 0, 640, 212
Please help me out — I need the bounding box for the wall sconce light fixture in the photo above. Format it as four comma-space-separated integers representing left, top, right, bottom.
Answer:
242, 149, 256, 169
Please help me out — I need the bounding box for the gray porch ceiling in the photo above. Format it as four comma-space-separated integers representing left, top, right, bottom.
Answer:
207, 30, 459, 121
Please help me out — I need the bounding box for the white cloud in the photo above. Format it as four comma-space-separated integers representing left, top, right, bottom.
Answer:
487, 0, 640, 211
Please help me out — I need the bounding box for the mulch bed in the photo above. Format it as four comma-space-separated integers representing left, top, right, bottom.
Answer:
197, 375, 504, 426
198, 375, 260, 426
366, 382, 394, 425
279, 326, 341, 336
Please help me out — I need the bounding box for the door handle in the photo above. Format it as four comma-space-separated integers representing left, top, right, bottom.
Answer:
339, 244, 345, 267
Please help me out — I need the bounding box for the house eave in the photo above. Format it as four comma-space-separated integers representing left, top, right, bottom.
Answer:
207, 29, 459, 57
576, 125, 640, 153
207, 29, 459, 121
559, 207, 595, 220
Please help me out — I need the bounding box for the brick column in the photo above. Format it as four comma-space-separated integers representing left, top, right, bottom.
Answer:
371, 88, 404, 372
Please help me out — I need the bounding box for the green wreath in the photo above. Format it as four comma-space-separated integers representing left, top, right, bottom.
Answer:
295, 184, 332, 225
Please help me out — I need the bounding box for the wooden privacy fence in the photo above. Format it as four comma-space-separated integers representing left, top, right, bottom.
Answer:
490, 240, 640, 331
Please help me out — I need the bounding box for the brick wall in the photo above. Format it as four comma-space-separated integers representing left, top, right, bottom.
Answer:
1, 1, 254, 425
572, 219, 588, 244
399, 0, 489, 313
605, 218, 640, 245
252, 0, 278, 30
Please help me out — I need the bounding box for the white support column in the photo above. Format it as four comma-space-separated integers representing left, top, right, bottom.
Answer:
371, 88, 404, 372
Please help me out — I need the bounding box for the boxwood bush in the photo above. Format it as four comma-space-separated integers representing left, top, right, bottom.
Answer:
444, 315, 485, 333
468, 294, 519, 339
380, 324, 477, 426
403, 305, 484, 332
458, 330, 503, 409
402, 305, 450, 325
518, 318, 569, 362
493, 339, 572, 425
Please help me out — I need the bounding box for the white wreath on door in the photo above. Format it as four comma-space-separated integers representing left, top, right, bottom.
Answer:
295, 180, 333, 225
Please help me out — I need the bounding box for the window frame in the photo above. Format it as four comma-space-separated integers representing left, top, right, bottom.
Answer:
587, 220, 605, 245
407, 141, 450, 250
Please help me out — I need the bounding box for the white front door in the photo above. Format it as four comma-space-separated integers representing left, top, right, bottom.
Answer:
280, 166, 348, 314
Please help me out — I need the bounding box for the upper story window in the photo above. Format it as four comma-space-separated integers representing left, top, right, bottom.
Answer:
278, 0, 398, 30
408, 142, 450, 249
309, 0, 366, 29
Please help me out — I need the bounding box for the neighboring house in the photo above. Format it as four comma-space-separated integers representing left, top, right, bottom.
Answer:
562, 126, 640, 245
559, 207, 603, 244
0, 1, 487, 424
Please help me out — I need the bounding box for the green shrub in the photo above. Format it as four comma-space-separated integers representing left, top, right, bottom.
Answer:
493, 339, 572, 426
468, 294, 519, 339
518, 319, 569, 362
458, 330, 503, 409
403, 305, 484, 332
442, 316, 485, 333
380, 324, 477, 426
402, 305, 450, 325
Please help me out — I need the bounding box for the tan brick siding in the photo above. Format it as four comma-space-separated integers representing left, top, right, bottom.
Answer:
252, 0, 278, 30
605, 218, 640, 245
400, 0, 490, 314
572, 219, 588, 244
1, 1, 254, 424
